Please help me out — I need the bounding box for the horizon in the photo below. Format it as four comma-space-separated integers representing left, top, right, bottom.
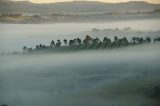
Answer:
10, 0, 160, 4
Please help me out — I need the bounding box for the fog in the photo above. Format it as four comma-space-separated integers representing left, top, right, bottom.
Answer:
0, 44, 160, 106
0, 19, 160, 52
0, 18, 160, 106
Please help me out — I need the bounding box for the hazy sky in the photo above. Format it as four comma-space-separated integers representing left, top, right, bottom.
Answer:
11, 0, 160, 4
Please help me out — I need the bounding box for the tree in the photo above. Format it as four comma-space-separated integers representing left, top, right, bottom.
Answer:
107, 38, 111, 44
103, 37, 111, 44
39, 44, 43, 48
139, 38, 144, 44
132, 37, 136, 44
77, 38, 81, 45
69, 40, 74, 46
146, 37, 151, 43
103, 37, 111, 47
114, 36, 118, 43
63, 39, 68, 45
103, 37, 108, 43
157, 37, 160, 42
50, 40, 55, 47
73, 39, 77, 45
96, 37, 100, 43
36, 45, 39, 50
56, 40, 61, 47
23, 46, 27, 51
83, 35, 92, 45
154, 38, 157, 43
118, 38, 123, 45
42, 45, 47, 48
123, 37, 128, 45
154, 37, 160, 43
93, 39, 98, 45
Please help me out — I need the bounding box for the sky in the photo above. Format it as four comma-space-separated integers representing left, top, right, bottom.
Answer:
11, 0, 160, 4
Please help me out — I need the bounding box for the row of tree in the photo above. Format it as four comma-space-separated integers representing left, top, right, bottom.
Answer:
23, 35, 160, 53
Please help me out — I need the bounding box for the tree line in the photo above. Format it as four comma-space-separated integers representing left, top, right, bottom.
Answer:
22, 35, 160, 54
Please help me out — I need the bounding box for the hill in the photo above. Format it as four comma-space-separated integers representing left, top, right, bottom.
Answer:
0, 1, 160, 14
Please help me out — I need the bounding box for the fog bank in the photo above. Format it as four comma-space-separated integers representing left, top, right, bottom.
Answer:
0, 44, 160, 106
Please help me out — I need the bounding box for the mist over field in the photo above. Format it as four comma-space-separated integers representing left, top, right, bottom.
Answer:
1, 1, 160, 105
0, 44, 160, 106
0, 18, 160, 106
0, 19, 160, 52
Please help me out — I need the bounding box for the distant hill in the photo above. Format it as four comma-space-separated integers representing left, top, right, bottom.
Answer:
0, 1, 160, 14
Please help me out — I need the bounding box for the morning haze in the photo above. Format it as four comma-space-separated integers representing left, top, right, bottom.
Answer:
0, 0, 160, 106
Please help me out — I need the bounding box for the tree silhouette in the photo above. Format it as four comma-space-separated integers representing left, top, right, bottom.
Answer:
42, 45, 47, 48
113, 36, 119, 47
93, 38, 98, 45
146, 37, 151, 43
63, 39, 68, 45
77, 38, 81, 45
21, 35, 159, 54
56, 40, 61, 47
83, 35, 92, 45
139, 38, 144, 44
96, 37, 100, 43
154, 38, 157, 42
133, 37, 140, 44
73, 39, 77, 45
118, 38, 123, 45
39, 44, 43, 48
50, 40, 55, 47
114, 36, 118, 43
23, 46, 27, 51
154, 37, 160, 43
157, 37, 160, 42
123, 37, 128, 45
103, 37, 108, 43
69, 40, 74, 46
107, 38, 111, 44
103, 37, 112, 47
132, 37, 136, 44
36, 45, 39, 50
